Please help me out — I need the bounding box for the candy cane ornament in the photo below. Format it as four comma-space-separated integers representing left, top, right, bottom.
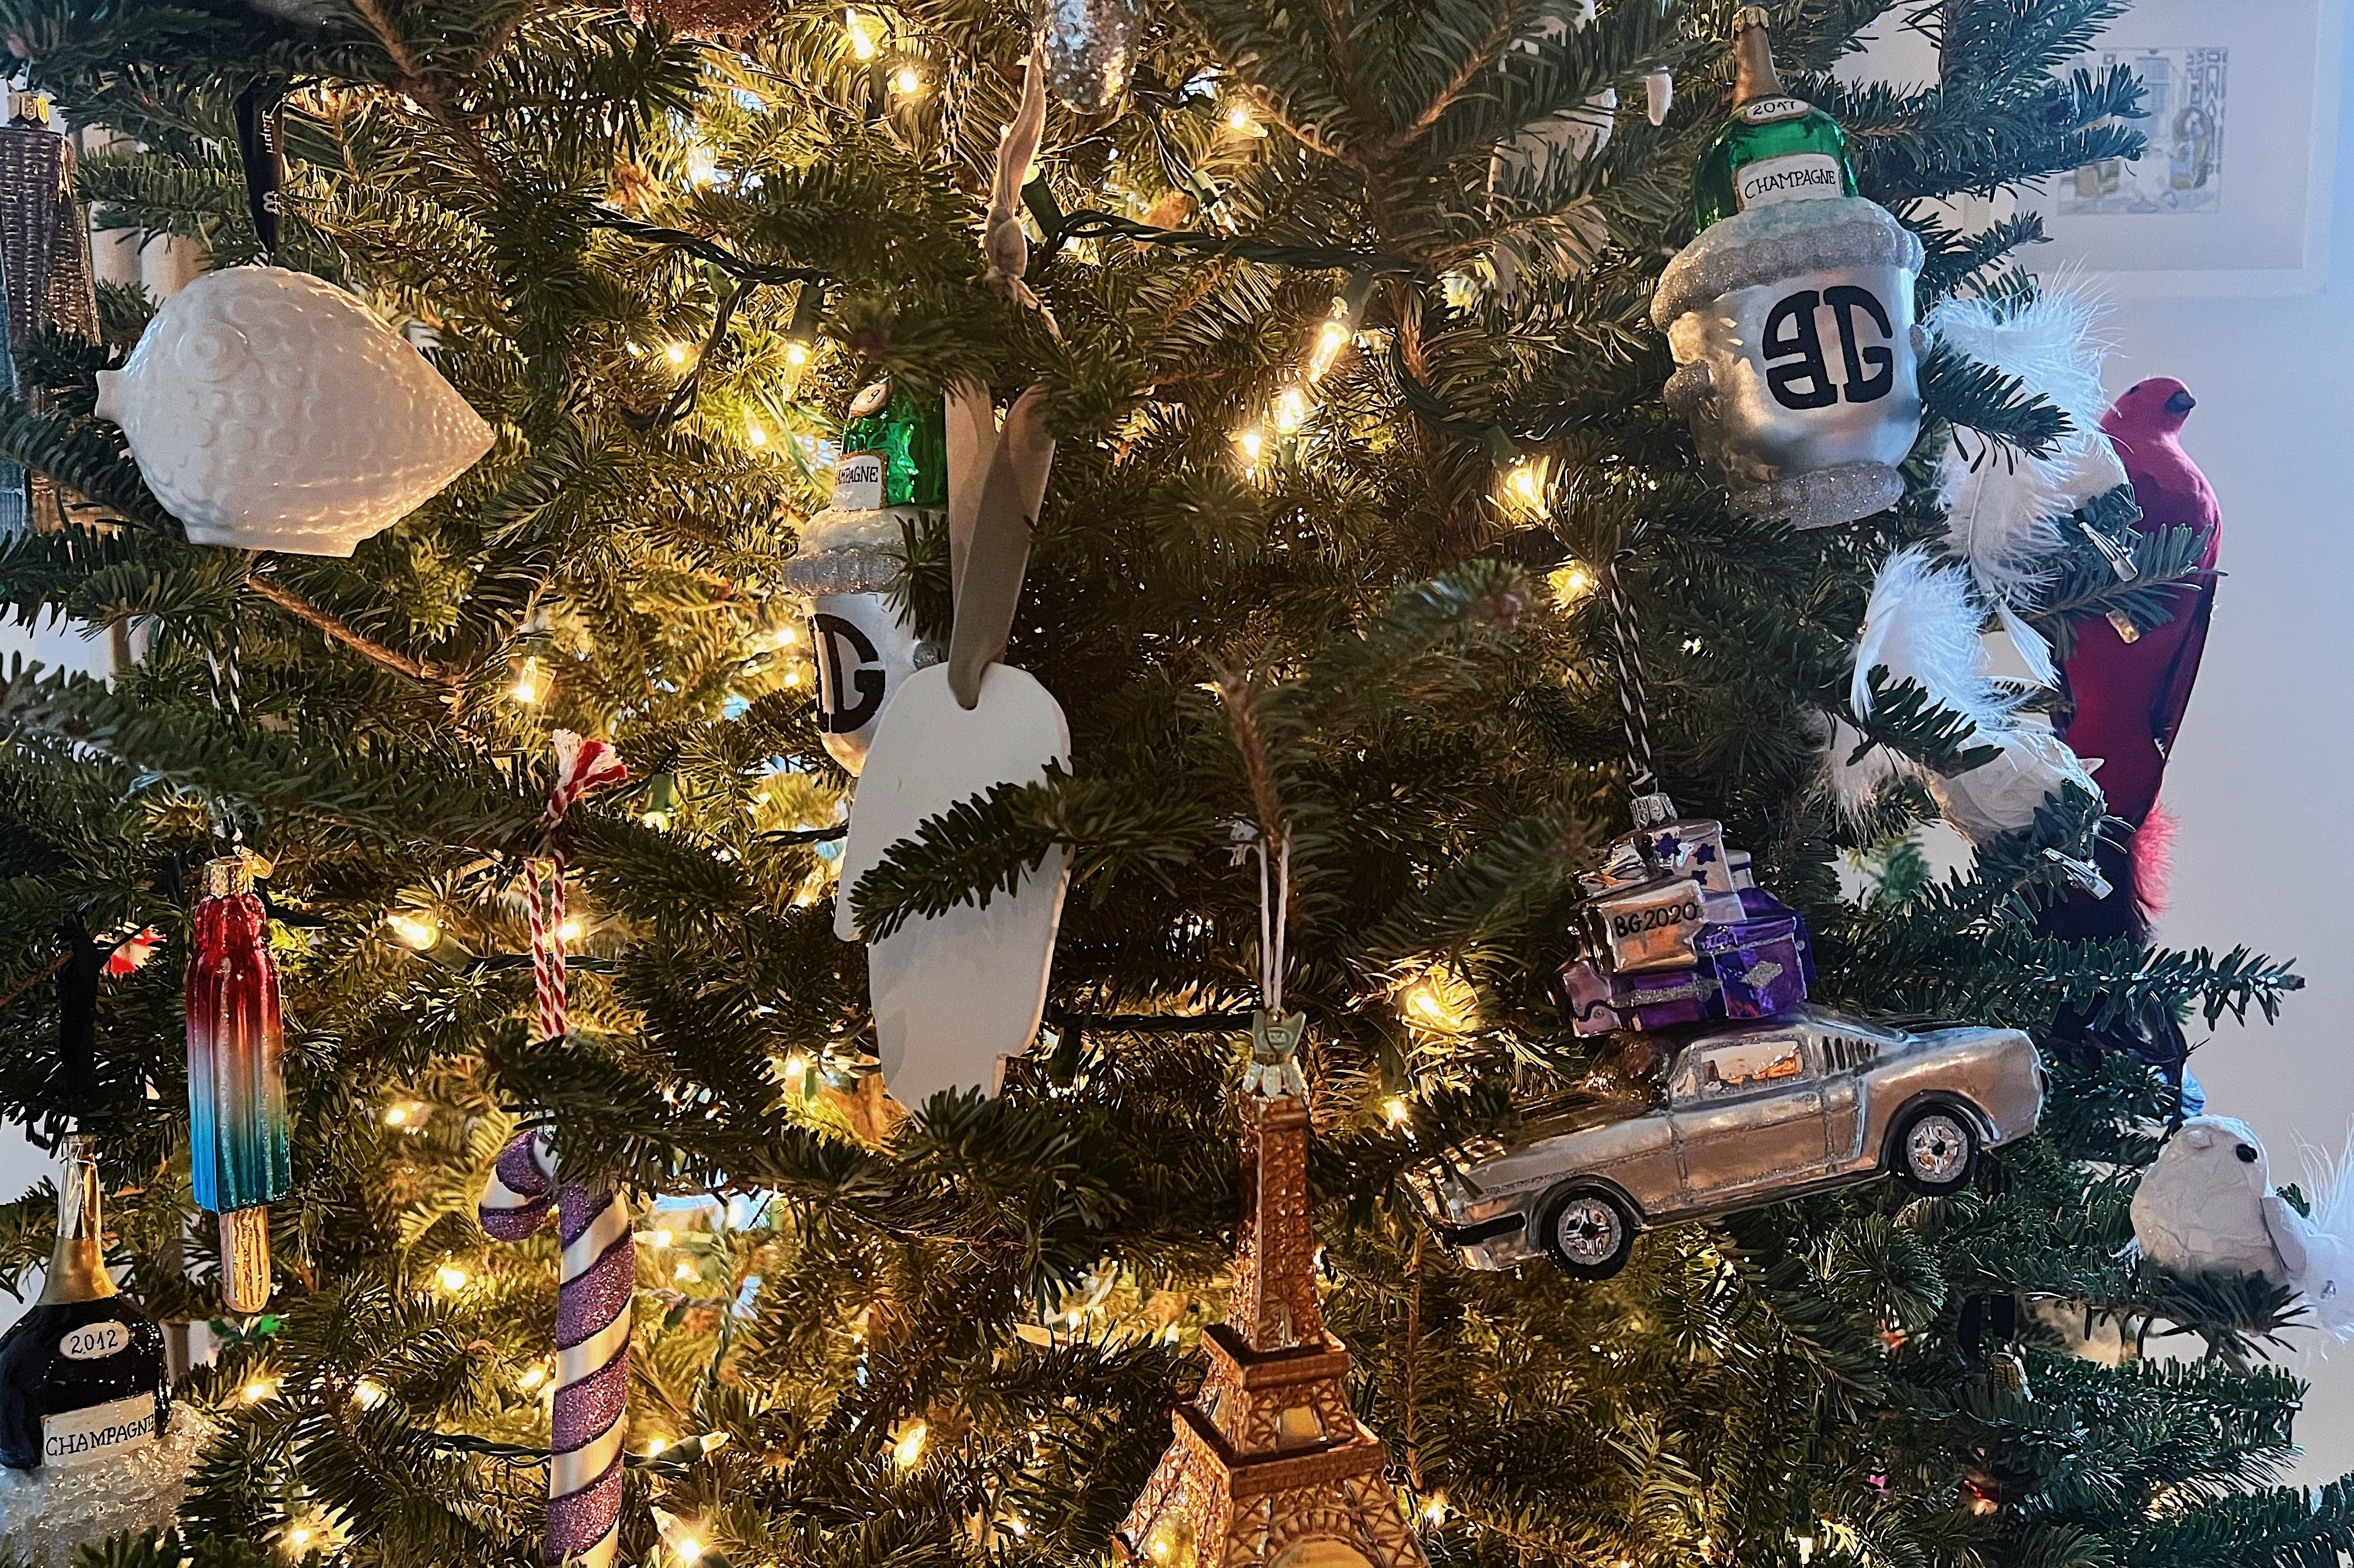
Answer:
480, 732, 632, 1568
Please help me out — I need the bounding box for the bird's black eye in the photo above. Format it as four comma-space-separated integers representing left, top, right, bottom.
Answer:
2236, 1144, 2259, 1163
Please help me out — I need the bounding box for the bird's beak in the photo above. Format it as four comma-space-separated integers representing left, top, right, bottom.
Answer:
2165, 389, 2197, 417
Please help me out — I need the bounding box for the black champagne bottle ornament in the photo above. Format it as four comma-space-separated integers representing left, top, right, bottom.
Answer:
0, 1135, 169, 1473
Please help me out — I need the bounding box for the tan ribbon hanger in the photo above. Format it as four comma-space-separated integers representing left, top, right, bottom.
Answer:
938, 41, 1059, 711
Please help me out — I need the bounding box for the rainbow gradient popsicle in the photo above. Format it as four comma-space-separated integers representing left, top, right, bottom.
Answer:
184, 855, 289, 1313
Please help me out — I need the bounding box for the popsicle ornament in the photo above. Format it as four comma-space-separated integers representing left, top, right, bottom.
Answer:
184, 853, 289, 1315
479, 731, 633, 1568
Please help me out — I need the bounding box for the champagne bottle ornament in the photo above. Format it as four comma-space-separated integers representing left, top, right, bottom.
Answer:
185, 852, 290, 1314
1650, 8, 1925, 529
0, 1137, 207, 1566
782, 379, 948, 774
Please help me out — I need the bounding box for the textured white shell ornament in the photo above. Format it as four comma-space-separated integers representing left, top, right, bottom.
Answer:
94, 266, 493, 557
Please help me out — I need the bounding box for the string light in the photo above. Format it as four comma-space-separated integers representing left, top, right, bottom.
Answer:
664, 342, 689, 366
242, 1378, 277, 1403
1383, 1096, 1412, 1127
381, 1103, 409, 1126
509, 656, 543, 705
1270, 385, 1311, 434
517, 1363, 549, 1392
1232, 427, 1266, 468
745, 419, 768, 447
891, 65, 922, 95
674, 1259, 696, 1281
1223, 101, 1265, 137
650, 1227, 674, 1249
892, 1419, 928, 1469
1498, 455, 1547, 516
784, 341, 810, 368
842, 9, 878, 59
386, 912, 439, 951
685, 149, 718, 187
1419, 1492, 1448, 1525
436, 1263, 470, 1292
645, 1436, 670, 1457
671, 1535, 705, 1564
557, 917, 583, 944
353, 1378, 385, 1408
1548, 560, 1596, 605
287, 1526, 314, 1553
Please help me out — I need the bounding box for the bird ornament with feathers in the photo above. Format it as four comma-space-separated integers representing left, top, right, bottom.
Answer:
2131, 1116, 2354, 1337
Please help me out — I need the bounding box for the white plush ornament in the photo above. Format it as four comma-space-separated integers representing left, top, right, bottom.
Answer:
2132, 1116, 2354, 1336
837, 664, 1070, 1106
95, 266, 493, 556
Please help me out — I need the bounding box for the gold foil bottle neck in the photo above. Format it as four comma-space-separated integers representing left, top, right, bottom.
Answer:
38, 1134, 119, 1306
1732, 8, 1784, 105
200, 855, 255, 900
218, 1205, 274, 1314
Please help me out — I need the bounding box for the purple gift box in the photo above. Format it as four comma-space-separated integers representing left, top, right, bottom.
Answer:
1694, 915, 1809, 1019
1550, 958, 1719, 1037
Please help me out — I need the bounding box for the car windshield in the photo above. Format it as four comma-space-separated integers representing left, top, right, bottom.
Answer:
1674, 1037, 1805, 1101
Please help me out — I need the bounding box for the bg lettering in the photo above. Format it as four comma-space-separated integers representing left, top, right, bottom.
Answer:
813, 614, 888, 733
1761, 287, 1896, 411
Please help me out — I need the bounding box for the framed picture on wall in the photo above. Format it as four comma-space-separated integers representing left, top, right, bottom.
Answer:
2008, 0, 2345, 295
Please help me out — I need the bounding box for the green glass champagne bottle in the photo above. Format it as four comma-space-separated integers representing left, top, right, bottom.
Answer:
1692, 7, 1859, 229
836, 379, 948, 510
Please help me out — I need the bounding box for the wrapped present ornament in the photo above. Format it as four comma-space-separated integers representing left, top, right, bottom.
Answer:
781, 379, 947, 775
1649, 9, 1925, 530
184, 853, 291, 1313
1549, 793, 1819, 1037
95, 266, 493, 556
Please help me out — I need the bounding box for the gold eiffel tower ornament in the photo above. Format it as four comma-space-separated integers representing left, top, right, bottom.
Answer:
1116, 825, 1429, 1568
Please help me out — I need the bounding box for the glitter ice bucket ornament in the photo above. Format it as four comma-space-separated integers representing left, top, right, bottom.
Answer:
782, 379, 948, 775
94, 266, 493, 557
1652, 198, 1926, 529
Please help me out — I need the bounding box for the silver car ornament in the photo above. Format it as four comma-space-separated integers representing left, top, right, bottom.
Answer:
1402, 1008, 2044, 1277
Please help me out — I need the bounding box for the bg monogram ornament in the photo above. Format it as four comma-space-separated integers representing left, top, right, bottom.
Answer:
1652, 10, 1925, 529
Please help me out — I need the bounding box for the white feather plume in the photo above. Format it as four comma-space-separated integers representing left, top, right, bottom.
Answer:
1846, 548, 2003, 726
1928, 284, 2127, 668
2288, 1134, 2354, 1340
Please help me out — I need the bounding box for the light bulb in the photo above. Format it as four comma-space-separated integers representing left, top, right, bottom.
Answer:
891, 65, 922, 95
288, 1527, 314, 1550
1224, 102, 1262, 136
1548, 560, 1596, 604
1503, 459, 1544, 510
382, 1103, 408, 1126
242, 1378, 276, 1403
664, 342, 689, 366
843, 9, 877, 58
782, 670, 802, 688
892, 1419, 928, 1469
685, 153, 718, 186
517, 1364, 548, 1392
673, 1536, 704, 1564
674, 1259, 696, 1281
646, 1436, 669, 1457
1272, 386, 1310, 433
1407, 985, 1452, 1025
746, 420, 768, 446
1420, 1492, 1448, 1525
1308, 318, 1351, 380
1383, 1096, 1411, 1127
387, 913, 439, 951
1234, 427, 1265, 466
509, 656, 542, 705
436, 1263, 470, 1292
651, 1227, 674, 1249
785, 341, 810, 368
556, 917, 583, 944
353, 1378, 385, 1408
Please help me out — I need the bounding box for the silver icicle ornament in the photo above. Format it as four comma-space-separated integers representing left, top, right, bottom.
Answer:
1035, 0, 1143, 110
1651, 197, 1927, 529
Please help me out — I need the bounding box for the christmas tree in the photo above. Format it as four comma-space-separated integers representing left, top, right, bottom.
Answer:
0, 0, 2341, 1562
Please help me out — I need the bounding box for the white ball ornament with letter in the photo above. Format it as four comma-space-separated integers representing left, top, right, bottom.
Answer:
94, 266, 493, 556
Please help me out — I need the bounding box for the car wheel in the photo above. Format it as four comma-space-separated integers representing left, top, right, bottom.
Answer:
1538, 1186, 1637, 1280
1892, 1104, 1979, 1196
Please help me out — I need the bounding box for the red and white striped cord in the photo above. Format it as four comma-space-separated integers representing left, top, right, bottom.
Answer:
528, 731, 627, 1044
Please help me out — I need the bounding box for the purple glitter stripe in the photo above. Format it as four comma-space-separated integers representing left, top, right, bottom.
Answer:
478, 1194, 554, 1242
556, 1184, 615, 1249
551, 1344, 628, 1455
497, 1134, 553, 1199
544, 1448, 624, 1562
555, 1232, 633, 1350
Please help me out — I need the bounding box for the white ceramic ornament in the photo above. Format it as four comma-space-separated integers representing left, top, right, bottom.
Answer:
95, 266, 493, 557
838, 663, 1070, 1107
